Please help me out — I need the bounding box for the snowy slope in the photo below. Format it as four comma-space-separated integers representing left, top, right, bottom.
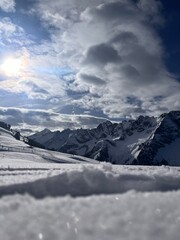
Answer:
28, 111, 180, 166
0, 126, 98, 165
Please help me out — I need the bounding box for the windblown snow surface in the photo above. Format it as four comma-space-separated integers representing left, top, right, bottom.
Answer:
0, 128, 180, 239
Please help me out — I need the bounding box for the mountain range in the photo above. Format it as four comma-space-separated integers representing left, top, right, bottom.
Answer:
28, 111, 180, 166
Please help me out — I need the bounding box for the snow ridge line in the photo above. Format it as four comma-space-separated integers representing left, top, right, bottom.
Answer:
0, 166, 180, 198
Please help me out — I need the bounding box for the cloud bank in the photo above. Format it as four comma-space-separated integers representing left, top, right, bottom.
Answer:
0, 107, 110, 134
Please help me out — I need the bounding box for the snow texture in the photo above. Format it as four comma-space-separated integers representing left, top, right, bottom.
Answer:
1, 164, 180, 198
0, 188, 180, 240
0, 160, 180, 239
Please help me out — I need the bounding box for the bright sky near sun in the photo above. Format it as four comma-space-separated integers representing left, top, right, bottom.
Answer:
1, 57, 23, 76
0, 0, 179, 132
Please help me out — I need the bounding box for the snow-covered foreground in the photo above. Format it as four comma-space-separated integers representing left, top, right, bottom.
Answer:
0, 127, 180, 239
0, 162, 180, 240
1, 164, 180, 197
1, 191, 180, 240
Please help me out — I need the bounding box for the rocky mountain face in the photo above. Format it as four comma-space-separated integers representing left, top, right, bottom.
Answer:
132, 111, 180, 166
28, 111, 180, 166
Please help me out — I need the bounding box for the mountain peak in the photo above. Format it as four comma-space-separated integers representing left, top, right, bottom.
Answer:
41, 128, 51, 134
28, 111, 180, 166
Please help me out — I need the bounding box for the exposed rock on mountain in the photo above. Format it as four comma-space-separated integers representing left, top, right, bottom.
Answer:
28, 111, 180, 166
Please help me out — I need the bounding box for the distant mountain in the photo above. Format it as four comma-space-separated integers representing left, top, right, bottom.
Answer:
28, 111, 180, 166
0, 121, 11, 131
0, 123, 98, 164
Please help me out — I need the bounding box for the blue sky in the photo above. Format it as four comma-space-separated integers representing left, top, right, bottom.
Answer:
158, 0, 180, 78
0, 0, 179, 132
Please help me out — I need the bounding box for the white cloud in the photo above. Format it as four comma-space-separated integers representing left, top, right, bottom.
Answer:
0, 18, 23, 39
0, 0, 16, 12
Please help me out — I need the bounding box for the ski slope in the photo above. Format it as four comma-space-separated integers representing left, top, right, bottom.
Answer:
0, 126, 99, 165
0, 127, 180, 240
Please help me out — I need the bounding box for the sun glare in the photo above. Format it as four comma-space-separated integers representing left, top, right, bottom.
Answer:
1, 57, 23, 77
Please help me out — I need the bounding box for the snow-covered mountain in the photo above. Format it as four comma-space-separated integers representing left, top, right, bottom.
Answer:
0, 125, 98, 165
28, 111, 180, 166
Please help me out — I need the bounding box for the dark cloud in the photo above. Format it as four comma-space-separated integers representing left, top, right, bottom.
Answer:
66, 89, 89, 99
0, 108, 55, 126
79, 73, 106, 86
121, 64, 140, 80
83, 43, 121, 66
85, 1, 140, 22
118, 44, 167, 85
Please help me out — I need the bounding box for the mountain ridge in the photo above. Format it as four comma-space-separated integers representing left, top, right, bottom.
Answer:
28, 111, 180, 166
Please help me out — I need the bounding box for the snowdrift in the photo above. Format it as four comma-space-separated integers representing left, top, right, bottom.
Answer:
1, 164, 180, 198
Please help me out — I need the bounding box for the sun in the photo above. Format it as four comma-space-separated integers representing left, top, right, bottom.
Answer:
1, 57, 23, 77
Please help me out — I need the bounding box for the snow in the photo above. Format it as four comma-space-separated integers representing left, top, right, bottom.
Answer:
1, 164, 180, 198
0, 126, 98, 165
1, 187, 180, 239
0, 161, 180, 240
0, 127, 180, 239
0, 127, 28, 148
0, 163, 180, 240
108, 129, 153, 164
28, 116, 158, 164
